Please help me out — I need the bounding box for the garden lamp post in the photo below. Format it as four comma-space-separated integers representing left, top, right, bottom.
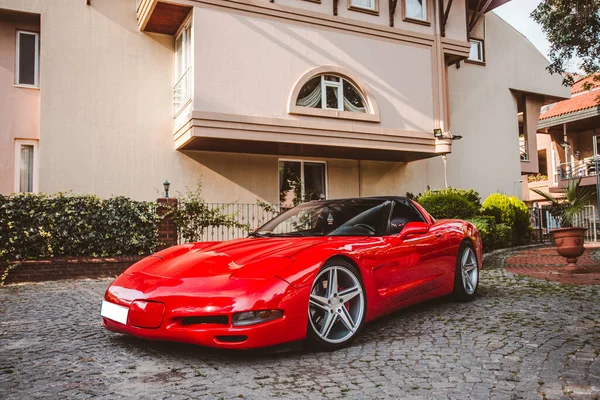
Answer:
163, 180, 171, 199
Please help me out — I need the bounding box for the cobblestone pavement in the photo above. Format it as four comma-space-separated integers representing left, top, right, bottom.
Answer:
1, 257, 599, 399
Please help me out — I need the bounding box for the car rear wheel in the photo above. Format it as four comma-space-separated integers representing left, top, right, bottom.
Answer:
307, 260, 366, 351
453, 241, 479, 302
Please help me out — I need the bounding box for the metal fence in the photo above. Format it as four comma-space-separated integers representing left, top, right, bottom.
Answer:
186, 203, 289, 243
529, 204, 598, 243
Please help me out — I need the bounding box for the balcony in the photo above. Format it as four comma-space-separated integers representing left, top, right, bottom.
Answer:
552, 158, 600, 190
137, 0, 192, 35
519, 139, 528, 161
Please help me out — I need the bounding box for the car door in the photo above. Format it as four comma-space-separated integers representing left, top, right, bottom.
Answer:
380, 200, 449, 304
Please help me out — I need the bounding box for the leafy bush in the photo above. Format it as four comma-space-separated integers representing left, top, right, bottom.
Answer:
0, 193, 160, 262
416, 188, 479, 220
481, 193, 531, 246
169, 184, 249, 242
467, 216, 511, 251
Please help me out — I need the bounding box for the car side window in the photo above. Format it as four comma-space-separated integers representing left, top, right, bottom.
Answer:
389, 200, 425, 234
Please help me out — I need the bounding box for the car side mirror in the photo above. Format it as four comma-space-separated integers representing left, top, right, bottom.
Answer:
397, 222, 429, 240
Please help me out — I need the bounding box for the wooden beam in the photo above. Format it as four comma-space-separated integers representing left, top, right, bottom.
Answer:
389, 0, 398, 27
333, 0, 338, 16
86, 0, 91, 5
469, 0, 493, 32
440, 0, 454, 37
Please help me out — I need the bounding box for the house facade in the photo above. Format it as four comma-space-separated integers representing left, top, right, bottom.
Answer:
523, 75, 600, 207
0, 0, 567, 205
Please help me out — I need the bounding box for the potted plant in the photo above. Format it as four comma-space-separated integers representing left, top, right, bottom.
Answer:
531, 179, 593, 271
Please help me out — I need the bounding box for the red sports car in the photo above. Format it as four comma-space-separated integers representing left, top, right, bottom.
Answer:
101, 197, 482, 350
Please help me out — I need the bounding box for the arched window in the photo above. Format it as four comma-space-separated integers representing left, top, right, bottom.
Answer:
296, 75, 368, 113
288, 67, 380, 122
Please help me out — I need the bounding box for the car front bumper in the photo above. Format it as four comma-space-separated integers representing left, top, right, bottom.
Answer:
101, 272, 309, 349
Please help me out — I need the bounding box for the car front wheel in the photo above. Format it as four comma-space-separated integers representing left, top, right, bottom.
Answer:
307, 259, 366, 351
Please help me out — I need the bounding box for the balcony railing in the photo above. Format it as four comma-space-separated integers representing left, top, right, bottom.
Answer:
520, 140, 528, 161
558, 158, 600, 180
173, 67, 192, 115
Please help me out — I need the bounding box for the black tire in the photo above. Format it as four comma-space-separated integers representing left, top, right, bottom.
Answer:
306, 258, 367, 351
452, 241, 479, 302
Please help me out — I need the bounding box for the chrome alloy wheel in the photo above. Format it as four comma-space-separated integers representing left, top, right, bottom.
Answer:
460, 247, 479, 295
308, 265, 365, 344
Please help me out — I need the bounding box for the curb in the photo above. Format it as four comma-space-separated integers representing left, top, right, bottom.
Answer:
482, 243, 551, 269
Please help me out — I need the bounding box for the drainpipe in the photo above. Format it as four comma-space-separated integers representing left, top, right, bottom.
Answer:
442, 155, 448, 188
594, 128, 600, 229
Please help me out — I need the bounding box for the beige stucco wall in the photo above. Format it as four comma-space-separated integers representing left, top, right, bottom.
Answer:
192, 6, 435, 133
0, 11, 40, 194
398, 12, 568, 200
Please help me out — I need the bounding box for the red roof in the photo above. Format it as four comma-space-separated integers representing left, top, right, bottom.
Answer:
571, 75, 600, 95
539, 75, 600, 121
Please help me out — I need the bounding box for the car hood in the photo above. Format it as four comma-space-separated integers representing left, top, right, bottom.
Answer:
125, 237, 325, 279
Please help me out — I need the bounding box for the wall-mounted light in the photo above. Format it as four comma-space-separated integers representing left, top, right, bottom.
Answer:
163, 180, 171, 199
433, 128, 443, 138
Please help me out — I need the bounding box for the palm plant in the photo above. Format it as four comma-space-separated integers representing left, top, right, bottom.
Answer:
531, 179, 593, 227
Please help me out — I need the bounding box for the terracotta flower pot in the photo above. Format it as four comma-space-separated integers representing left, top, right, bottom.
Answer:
550, 227, 587, 270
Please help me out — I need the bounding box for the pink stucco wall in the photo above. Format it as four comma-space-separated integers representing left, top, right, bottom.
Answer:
0, 11, 40, 195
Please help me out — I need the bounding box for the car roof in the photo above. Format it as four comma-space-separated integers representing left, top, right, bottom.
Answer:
303, 196, 410, 204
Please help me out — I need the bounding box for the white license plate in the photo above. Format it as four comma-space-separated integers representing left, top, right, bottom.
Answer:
100, 300, 129, 325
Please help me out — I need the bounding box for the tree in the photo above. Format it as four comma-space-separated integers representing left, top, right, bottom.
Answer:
531, 0, 600, 88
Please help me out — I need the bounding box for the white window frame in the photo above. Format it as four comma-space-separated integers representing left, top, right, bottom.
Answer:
404, 0, 428, 22
322, 76, 343, 111
551, 141, 558, 185
278, 159, 328, 203
173, 16, 193, 115
15, 30, 40, 88
468, 39, 485, 63
13, 139, 39, 193
350, 0, 377, 11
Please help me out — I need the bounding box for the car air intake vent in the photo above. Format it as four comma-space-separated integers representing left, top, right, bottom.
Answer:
215, 335, 248, 343
181, 316, 229, 326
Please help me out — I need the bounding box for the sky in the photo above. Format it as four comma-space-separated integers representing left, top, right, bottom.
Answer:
494, 0, 582, 72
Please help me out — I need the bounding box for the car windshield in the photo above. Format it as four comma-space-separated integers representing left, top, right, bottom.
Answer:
252, 199, 392, 237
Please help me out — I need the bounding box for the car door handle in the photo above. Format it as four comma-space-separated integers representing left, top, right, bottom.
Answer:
435, 233, 443, 238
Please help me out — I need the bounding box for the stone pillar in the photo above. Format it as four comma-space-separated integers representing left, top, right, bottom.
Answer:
157, 198, 178, 250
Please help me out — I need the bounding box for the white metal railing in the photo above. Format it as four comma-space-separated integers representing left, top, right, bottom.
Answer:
520, 140, 528, 161
558, 158, 599, 180
173, 67, 192, 115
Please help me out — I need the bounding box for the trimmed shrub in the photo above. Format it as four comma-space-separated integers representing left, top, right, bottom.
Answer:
416, 189, 479, 220
0, 193, 160, 262
467, 216, 511, 251
481, 193, 531, 246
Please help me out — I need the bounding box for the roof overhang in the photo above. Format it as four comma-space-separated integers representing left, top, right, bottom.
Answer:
539, 107, 600, 130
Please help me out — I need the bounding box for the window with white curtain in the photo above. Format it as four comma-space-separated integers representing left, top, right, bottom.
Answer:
296, 74, 367, 113
468, 39, 485, 62
14, 139, 38, 193
351, 0, 376, 10
405, 0, 427, 21
173, 20, 192, 114
16, 31, 39, 87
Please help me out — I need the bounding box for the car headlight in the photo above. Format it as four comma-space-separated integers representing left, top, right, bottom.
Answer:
232, 310, 283, 326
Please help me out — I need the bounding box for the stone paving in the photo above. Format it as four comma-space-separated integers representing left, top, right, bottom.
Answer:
1, 252, 599, 399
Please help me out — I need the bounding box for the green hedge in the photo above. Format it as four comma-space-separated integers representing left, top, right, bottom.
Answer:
0, 193, 160, 262
481, 193, 531, 246
466, 216, 511, 251
416, 188, 479, 220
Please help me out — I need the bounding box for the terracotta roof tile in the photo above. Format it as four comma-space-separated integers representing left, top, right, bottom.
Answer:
539, 78, 600, 121
572, 75, 600, 95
